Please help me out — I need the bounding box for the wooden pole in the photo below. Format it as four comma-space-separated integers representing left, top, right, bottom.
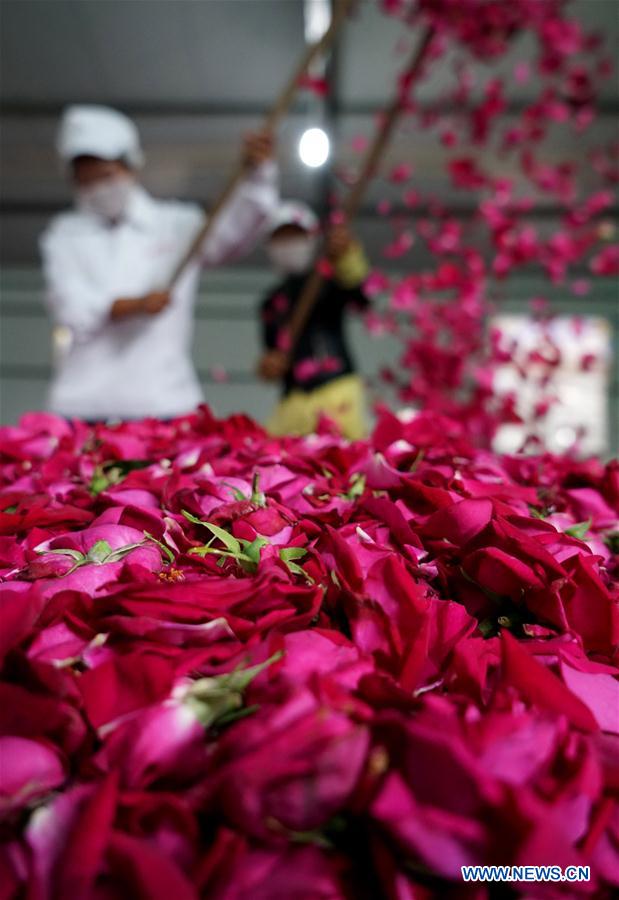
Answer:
166, 0, 356, 291
284, 25, 435, 352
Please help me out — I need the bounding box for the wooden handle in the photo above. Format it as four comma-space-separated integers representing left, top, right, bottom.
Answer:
166, 0, 356, 291
285, 26, 435, 351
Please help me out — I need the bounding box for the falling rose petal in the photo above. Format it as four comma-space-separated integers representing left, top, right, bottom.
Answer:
383, 231, 414, 259
514, 61, 531, 84
209, 367, 228, 383
363, 271, 390, 296
570, 279, 591, 297
351, 135, 369, 154
441, 129, 458, 147
449, 158, 488, 189
590, 244, 619, 275
297, 74, 329, 96
389, 163, 413, 184
390, 280, 419, 311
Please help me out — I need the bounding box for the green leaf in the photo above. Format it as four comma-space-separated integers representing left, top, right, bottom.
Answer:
286, 561, 304, 574
285, 561, 312, 580
185, 652, 283, 729
216, 704, 260, 727
279, 547, 308, 562
528, 506, 547, 520
222, 482, 249, 502
279, 547, 314, 583
184, 692, 241, 728
105, 541, 148, 563
288, 828, 334, 850
181, 513, 242, 555
250, 472, 266, 507
221, 650, 284, 693
89, 459, 151, 496
189, 547, 236, 559
202, 523, 242, 555
87, 540, 113, 563
243, 536, 269, 565
103, 459, 152, 475
410, 449, 425, 474
89, 466, 112, 496
78, 539, 151, 566
144, 531, 176, 564
605, 531, 619, 554
181, 509, 207, 526
565, 519, 592, 540
350, 472, 367, 498
340, 472, 366, 500
185, 517, 271, 574
478, 618, 495, 638
41, 547, 85, 562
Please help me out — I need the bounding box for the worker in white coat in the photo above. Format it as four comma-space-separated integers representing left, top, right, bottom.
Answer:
41, 104, 278, 421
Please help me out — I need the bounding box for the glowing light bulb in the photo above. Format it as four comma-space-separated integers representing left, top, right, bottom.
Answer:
299, 128, 330, 168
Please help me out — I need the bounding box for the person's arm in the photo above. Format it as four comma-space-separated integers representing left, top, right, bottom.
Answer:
41, 225, 170, 338
109, 292, 170, 320
199, 131, 279, 267
325, 224, 371, 311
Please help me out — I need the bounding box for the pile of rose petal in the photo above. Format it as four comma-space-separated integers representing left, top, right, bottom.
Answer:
1, 407, 618, 898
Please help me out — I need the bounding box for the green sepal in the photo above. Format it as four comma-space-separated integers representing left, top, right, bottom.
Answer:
144, 531, 176, 564
184, 651, 283, 729
564, 519, 592, 540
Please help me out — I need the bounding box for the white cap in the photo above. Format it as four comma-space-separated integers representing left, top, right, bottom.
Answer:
56, 104, 144, 168
269, 200, 319, 235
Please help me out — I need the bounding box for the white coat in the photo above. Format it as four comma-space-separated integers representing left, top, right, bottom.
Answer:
40, 163, 277, 420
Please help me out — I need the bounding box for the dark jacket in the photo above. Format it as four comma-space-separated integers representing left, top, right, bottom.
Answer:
261, 273, 370, 395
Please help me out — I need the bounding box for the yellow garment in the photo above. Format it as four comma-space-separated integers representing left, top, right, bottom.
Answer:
333, 241, 370, 289
267, 374, 367, 440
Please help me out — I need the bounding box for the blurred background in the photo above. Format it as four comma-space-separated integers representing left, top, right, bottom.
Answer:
0, 0, 617, 453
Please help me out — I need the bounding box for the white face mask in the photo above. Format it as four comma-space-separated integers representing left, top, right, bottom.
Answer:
267, 237, 317, 274
76, 174, 135, 222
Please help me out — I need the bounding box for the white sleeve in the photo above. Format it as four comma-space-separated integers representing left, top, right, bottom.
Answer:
199, 160, 279, 267
40, 224, 113, 342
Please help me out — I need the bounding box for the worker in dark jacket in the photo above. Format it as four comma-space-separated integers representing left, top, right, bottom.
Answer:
257, 201, 370, 439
